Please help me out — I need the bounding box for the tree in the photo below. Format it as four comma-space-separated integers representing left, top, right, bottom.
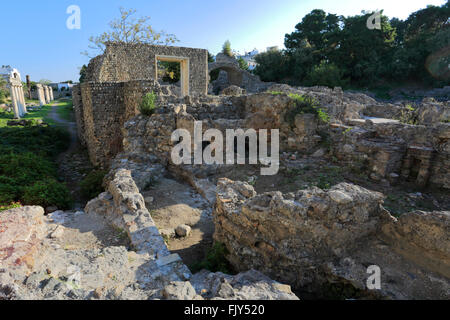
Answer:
158, 61, 181, 83
83, 7, 179, 57
238, 57, 249, 71
390, 2, 450, 84
222, 40, 233, 57
285, 9, 340, 62
79, 65, 88, 83
304, 61, 347, 88
39, 79, 52, 85
0, 78, 8, 104
254, 50, 290, 82
334, 11, 396, 84
208, 51, 215, 63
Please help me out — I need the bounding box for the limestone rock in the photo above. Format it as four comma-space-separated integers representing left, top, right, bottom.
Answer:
190, 270, 299, 300
162, 281, 198, 300
221, 85, 246, 96
0, 206, 46, 270
175, 225, 192, 238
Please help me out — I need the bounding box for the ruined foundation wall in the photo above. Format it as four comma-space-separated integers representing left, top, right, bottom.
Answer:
72, 85, 85, 146
213, 178, 450, 299
330, 121, 450, 188
73, 80, 163, 167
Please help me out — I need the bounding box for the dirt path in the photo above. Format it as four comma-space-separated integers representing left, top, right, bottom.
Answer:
142, 177, 214, 268
47, 101, 94, 210
48, 101, 78, 155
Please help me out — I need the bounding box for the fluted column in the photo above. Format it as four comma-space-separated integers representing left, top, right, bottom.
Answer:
37, 84, 45, 106
44, 86, 50, 104
10, 86, 20, 119
19, 86, 27, 114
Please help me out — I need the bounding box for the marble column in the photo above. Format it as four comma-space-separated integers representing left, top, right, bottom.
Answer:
19, 86, 27, 114
44, 86, 50, 104
16, 86, 25, 117
37, 84, 45, 106
10, 86, 20, 119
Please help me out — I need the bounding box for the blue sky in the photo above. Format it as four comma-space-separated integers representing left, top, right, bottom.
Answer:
0, 0, 446, 83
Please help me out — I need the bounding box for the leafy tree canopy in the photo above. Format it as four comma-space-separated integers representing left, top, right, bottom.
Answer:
83, 7, 179, 57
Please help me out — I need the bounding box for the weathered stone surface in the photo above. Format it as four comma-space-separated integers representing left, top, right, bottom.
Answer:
381, 210, 450, 278
191, 270, 299, 300
0, 206, 46, 270
209, 53, 270, 93
162, 281, 198, 300
221, 85, 246, 96
212, 178, 449, 299
175, 225, 192, 238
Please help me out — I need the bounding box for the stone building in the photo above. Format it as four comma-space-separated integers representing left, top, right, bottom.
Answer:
209, 53, 270, 94
74, 43, 210, 166
84, 42, 209, 96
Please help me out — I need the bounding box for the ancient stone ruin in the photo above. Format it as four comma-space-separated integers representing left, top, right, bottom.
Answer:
2, 43, 449, 300
0, 66, 28, 118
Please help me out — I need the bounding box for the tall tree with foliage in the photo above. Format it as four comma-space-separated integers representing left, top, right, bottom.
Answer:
222, 40, 233, 57
79, 65, 87, 83
255, 2, 449, 89
83, 7, 179, 57
237, 57, 249, 71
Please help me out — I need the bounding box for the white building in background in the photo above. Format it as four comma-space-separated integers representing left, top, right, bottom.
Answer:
0, 65, 27, 118
237, 49, 260, 71
0, 65, 22, 82
57, 83, 74, 91
49, 82, 74, 91
266, 46, 279, 52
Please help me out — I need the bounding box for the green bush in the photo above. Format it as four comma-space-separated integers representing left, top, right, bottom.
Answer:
80, 169, 107, 199
0, 125, 72, 209
139, 92, 158, 116
284, 93, 330, 126
190, 242, 235, 274
0, 126, 70, 158
238, 57, 249, 71
0, 90, 7, 104
0, 152, 56, 186
0, 202, 22, 212
305, 61, 348, 88
23, 178, 72, 209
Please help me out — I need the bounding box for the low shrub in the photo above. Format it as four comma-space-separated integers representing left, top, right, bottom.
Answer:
0, 202, 22, 212
0, 152, 58, 204
284, 93, 330, 126
190, 242, 235, 274
304, 61, 348, 88
0, 126, 70, 158
139, 92, 158, 116
23, 178, 72, 209
0, 125, 72, 209
80, 169, 107, 199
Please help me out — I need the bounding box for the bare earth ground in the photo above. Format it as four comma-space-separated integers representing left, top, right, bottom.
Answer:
142, 175, 214, 268
48, 102, 94, 209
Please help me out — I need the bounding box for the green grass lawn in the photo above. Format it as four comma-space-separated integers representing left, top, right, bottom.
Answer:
25, 98, 40, 104
56, 99, 74, 122
0, 104, 55, 127
0, 98, 74, 127
0, 109, 72, 211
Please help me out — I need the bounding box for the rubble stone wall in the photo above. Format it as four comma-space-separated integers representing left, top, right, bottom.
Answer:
330, 121, 450, 188
73, 80, 163, 167
213, 178, 450, 299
